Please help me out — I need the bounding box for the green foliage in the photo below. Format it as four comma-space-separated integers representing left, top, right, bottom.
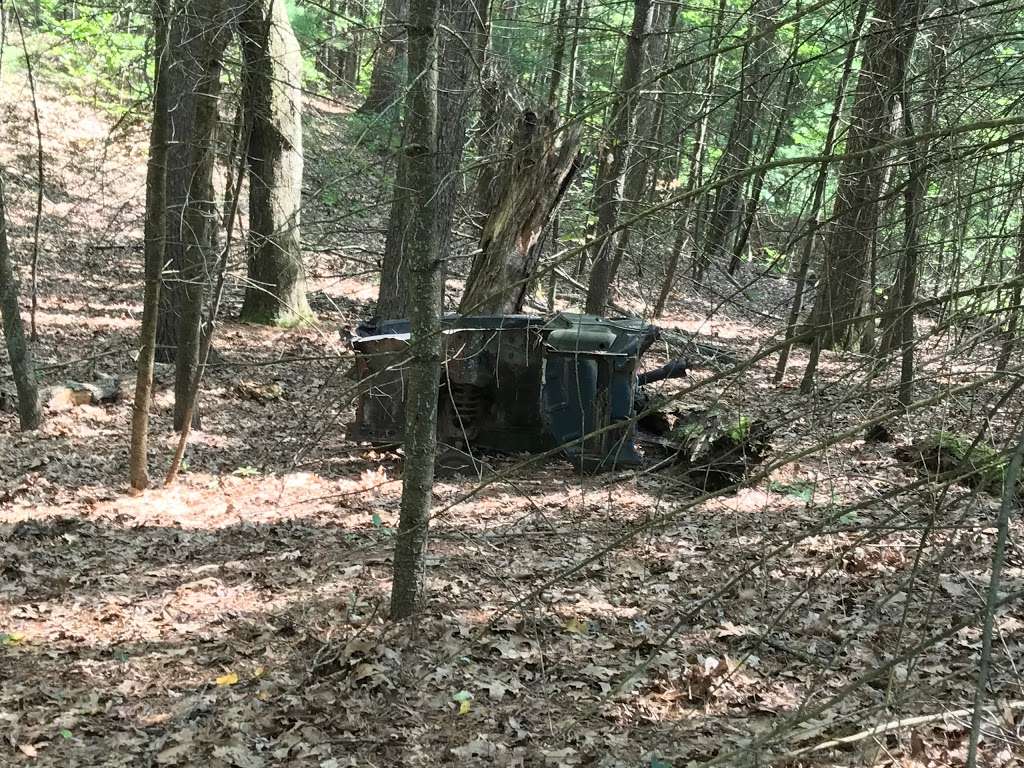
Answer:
26, 9, 150, 111
768, 479, 814, 502
728, 415, 751, 442
343, 111, 403, 155
934, 431, 1006, 484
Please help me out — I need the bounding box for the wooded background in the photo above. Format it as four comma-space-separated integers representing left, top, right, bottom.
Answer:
1, 0, 1024, 765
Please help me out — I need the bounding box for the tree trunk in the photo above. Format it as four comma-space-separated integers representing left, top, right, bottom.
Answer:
701, 0, 780, 279
895, 136, 926, 409
432, 0, 487, 262
808, 0, 924, 351
653, 0, 726, 317
238, 0, 310, 326
775, 0, 867, 384
170, 0, 230, 431
156, 0, 231, 363
459, 111, 581, 315
377, 0, 487, 320
881, 26, 947, 356
130, 0, 171, 490
360, 0, 408, 115
729, 65, 798, 273
390, 0, 441, 621
607, 0, 672, 284
0, 171, 42, 431
583, 0, 654, 314
472, 59, 512, 224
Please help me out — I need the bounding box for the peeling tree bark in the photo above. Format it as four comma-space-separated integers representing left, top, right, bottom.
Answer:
459, 111, 581, 315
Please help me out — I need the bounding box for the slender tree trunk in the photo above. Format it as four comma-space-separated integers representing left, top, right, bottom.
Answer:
390, 0, 441, 621
807, 0, 924, 351
583, 0, 654, 314
996, 204, 1024, 372
130, 0, 171, 490
11, 6, 44, 342
775, 0, 867, 383
729, 65, 798, 272
653, 0, 726, 317
564, 0, 584, 113
377, 0, 486, 319
881, 26, 947, 356
0, 171, 42, 430
360, 0, 408, 115
702, 0, 780, 278
607, 0, 671, 283
546, 0, 569, 109
896, 141, 926, 409
238, 0, 310, 326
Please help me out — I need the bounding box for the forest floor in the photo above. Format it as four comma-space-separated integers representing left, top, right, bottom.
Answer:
2, 77, 1023, 768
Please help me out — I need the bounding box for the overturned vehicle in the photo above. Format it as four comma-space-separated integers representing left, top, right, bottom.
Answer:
348, 313, 770, 487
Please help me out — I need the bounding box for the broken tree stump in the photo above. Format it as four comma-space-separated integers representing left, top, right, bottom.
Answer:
460, 109, 581, 315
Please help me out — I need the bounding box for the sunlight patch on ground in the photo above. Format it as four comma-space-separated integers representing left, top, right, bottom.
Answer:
33, 309, 137, 331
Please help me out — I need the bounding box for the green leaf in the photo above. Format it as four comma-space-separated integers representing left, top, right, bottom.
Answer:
59, 729, 73, 740
371, 513, 383, 528
232, 465, 259, 477
453, 690, 473, 715
767, 480, 814, 502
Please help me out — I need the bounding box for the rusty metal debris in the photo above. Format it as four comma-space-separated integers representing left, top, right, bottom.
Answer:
348, 312, 770, 483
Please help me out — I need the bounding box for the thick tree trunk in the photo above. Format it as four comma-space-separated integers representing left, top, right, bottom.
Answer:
0, 171, 42, 431
156, 0, 231, 363
390, 0, 441, 621
169, 0, 231, 431
808, 0, 924, 351
238, 0, 310, 326
459, 111, 581, 315
360, 0, 408, 115
130, 0, 171, 490
472, 59, 512, 224
583, 0, 654, 314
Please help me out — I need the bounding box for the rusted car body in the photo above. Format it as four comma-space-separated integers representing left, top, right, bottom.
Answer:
348, 312, 662, 470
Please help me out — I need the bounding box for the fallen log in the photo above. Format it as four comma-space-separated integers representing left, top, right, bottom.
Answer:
46, 376, 121, 410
